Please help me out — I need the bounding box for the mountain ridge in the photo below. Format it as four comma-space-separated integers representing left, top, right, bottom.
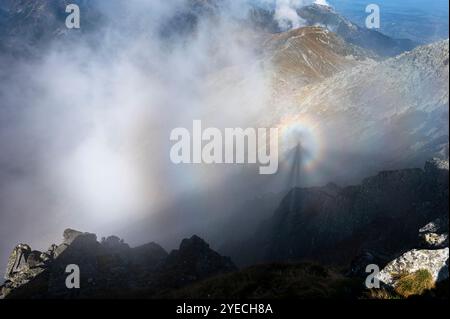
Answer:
221, 158, 449, 268
0, 230, 236, 299
297, 4, 417, 57
2, 159, 448, 299
260, 38, 449, 185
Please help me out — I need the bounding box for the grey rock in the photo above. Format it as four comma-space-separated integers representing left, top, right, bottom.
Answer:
26, 251, 44, 268
53, 243, 69, 258
420, 233, 449, 249
1, 229, 236, 299
55, 229, 97, 257
420, 219, 444, 234
40, 244, 58, 262
418, 216, 449, 249
425, 158, 449, 173
376, 248, 449, 286
63, 228, 95, 244
5, 244, 31, 280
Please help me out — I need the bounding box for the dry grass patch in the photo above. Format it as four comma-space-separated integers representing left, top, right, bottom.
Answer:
394, 269, 434, 298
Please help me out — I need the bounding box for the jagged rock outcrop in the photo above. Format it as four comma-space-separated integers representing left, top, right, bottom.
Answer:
5, 244, 32, 280
156, 235, 237, 289
0, 230, 236, 299
2, 244, 45, 297
0, 230, 105, 298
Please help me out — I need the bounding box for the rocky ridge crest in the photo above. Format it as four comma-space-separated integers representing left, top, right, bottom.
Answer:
0, 230, 236, 299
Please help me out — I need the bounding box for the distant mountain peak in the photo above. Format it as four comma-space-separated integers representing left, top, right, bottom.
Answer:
264, 25, 375, 92
297, 4, 417, 56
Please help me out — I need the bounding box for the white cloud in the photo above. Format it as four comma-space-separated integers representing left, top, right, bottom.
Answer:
273, 0, 329, 31
314, 0, 329, 6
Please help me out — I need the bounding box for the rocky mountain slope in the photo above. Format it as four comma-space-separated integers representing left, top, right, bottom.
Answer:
248, 3, 416, 57
263, 26, 374, 90
224, 159, 448, 270
0, 229, 236, 299
209, 39, 448, 253
263, 39, 449, 183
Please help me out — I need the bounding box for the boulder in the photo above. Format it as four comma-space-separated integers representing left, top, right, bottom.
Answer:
376, 248, 449, 287
420, 233, 449, 249
419, 218, 447, 234
418, 218, 449, 249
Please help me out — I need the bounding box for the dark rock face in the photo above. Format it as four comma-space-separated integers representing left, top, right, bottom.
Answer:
130, 243, 168, 268
238, 159, 449, 269
0, 230, 236, 299
157, 235, 237, 289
